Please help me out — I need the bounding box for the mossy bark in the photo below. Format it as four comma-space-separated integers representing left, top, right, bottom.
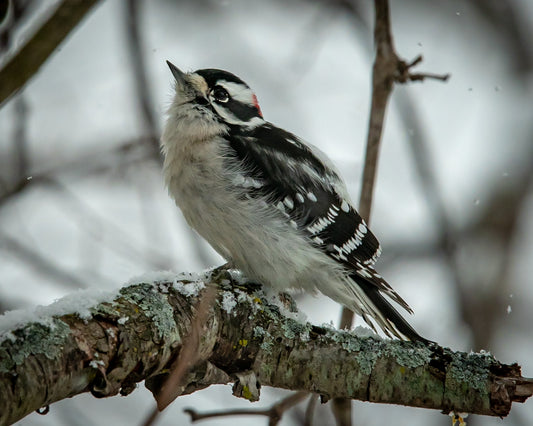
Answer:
0, 272, 530, 425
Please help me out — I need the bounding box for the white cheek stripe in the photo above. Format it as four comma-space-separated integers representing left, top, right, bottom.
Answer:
211, 102, 263, 127
215, 80, 255, 105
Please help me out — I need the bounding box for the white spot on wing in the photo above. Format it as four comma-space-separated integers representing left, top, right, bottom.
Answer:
312, 236, 323, 244
307, 192, 317, 202
233, 174, 245, 185
306, 214, 334, 235
284, 196, 294, 210
341, 200, 350, 213
296, 193, 305, 203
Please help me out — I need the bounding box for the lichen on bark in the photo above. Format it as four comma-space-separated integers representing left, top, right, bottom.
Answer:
0, 271, 530, 425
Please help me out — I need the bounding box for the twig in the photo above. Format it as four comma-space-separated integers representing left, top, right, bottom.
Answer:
331, 398, 351, 426
304, 394, 318, 426
13, 94, 29, 180
142, 284, 219, 426
124, 0, 160, 156
184, 391, 309, 425
0, 0, 101, 106
0, 137, 153, 208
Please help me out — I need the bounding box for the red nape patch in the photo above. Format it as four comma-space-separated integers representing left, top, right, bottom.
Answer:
252, 94, 263, 117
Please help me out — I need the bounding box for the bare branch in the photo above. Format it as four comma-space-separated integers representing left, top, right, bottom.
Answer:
0, 137, 153, 208
123, 0, 160, 156
304, 393, 319, 426
338, 0, 449, 334
142, 284, 218, 426
0, 0, 101, 106
184, 391, 308, 425
156, 285, 218, 409
13, 95, 29, 180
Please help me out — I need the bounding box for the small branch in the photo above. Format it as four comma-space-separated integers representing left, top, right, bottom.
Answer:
395, 54, 450, 83
304, 394, 318, 426
184, 391, 309, 425
0, 137, 153, 209
338, 0, 450, 339
13, 95, 29, 180
143, 284, 218, 426
123, 0, 160, 156
407, 72, 450, 82
0, 0, 101, 106
331, 397, 351, 426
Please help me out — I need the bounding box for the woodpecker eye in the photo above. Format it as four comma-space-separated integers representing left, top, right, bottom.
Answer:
212, 86, 230, 103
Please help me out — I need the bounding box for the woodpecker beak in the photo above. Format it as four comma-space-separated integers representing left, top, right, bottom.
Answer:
166, 61, 187, 85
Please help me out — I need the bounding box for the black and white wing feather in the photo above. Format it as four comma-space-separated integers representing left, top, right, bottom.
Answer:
225, 123, 424, 339
225, 123, 431, 342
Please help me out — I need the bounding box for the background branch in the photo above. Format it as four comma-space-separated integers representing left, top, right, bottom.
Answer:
0, 0, 101, 105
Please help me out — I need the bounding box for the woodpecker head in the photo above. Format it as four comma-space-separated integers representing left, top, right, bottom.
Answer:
166, 61, 264, 130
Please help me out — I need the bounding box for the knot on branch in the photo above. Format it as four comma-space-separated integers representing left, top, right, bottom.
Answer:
396, 54, 450, 83
233, 370, 260, 402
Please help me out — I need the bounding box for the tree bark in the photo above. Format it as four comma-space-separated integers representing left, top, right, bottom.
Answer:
0, 271, 531, 425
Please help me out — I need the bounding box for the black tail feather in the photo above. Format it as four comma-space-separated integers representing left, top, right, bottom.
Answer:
354, 277, 432, 344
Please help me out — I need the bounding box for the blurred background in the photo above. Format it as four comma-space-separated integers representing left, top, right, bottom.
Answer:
1, 0, 532, 425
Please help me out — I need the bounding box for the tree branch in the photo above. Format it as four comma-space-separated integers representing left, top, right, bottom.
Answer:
0, 270, 530, 425
0, 0, 101, 106
184, 391, 309, 425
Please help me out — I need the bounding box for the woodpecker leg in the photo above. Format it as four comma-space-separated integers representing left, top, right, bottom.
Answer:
278, 292, 298, 313
450, 413, 468, 426
211, 261, 234, 274
210, 262, 235, 286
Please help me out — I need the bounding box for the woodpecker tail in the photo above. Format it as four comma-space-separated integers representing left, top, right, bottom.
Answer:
350, 274, 432, 344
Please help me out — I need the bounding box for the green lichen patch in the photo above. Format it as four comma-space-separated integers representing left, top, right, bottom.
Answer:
327, 328, 363, 352
353, 340, 382, 376
382, 340, 432, 369
324, 329, 384, 375
448, 352, 492, 393
0, 319, 70, 373
118, 283, 176, 341
92, 301, 121, 319
281, 318, 311, 341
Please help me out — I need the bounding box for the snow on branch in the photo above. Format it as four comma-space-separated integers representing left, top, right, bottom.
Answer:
0, 269, 531, 425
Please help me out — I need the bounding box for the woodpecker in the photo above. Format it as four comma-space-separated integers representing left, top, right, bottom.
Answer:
161, 61, 427, 342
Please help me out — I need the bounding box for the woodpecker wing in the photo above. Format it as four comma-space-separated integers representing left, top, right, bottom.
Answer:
226, 123, 411, 312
